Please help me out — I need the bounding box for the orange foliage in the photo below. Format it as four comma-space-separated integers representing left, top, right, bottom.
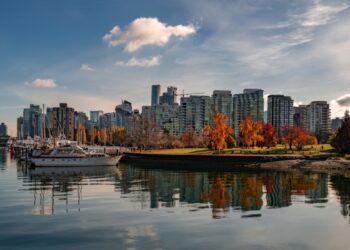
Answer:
239, 117, 264, 147
202, 112, 234, 150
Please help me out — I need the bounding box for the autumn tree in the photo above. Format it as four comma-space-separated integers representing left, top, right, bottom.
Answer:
181, 128, 199, 148
91, 127, 99, 145
111, 127, 126, 146
77, 124, 87, 145
239, 117, 264, 147
330, 111, 350, 153
202, 112, 234, 151
262, 123, 277, 148
99, 128, 108, 145
282, 126, 317, 150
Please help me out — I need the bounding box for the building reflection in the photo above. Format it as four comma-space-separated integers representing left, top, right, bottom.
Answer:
119, 165, 329, 218
14, 160, 337, 219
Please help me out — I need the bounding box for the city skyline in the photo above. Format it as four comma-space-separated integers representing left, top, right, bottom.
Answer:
1, 0, 350, 135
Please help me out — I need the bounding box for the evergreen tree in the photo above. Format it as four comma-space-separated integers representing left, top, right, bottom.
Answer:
331, 111, 350, 153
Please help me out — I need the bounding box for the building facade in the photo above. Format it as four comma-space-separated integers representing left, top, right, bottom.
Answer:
306, 101, 331, 143
51, 103, 75, 140
141, 104, 180, 135
293, 105, 307, 130
22, 104, 42, 139
151, 85, 161, 106
90, 110, 104, 127
232, 89, 264, 136
212, 90, 233, 127
0, 123, 7, 136
159, 86, 177, 106
331, 118, 342, 132
267, 95, 294, 139
180, 95, 212, 134
115, 100, 133, 128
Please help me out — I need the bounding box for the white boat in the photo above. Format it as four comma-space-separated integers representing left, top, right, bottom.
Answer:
31, 144, 122, 167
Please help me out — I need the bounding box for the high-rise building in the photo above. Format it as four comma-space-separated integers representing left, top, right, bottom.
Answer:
126, 109, 143, 137
160, 86, 177, 105
293, 105, 307, 130
17, 117, 23, 139
141, 104, 180, 135
180, 95, 212, 134
90, 111, 104, 125
99, 112, 118, 130
0, 123, 7, 136
151, 85, 161, 106
212, 90, 233, 127
267, 95, 294, 139
74, 112, 88, 129
306, 101, 331, 143
331, 118, 342, 132
232, 89, 264, 136
22, 104, 42, 139
115, 100, 133, 128
51, 103, 75, 140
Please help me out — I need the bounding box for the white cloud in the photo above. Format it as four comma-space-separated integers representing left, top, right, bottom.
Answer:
80, 64, 94, 71
103, 17, 196, 52
297, 2, 348, 27
29, 79, 57, 88
116, 56, 161, 67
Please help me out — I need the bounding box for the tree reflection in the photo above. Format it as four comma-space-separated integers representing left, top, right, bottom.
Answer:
119, 165, 330, 218
330, 174, 350, 218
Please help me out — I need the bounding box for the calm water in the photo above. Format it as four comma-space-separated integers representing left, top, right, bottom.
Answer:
1, 149, 350, 249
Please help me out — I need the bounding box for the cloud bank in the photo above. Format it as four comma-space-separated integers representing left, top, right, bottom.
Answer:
103, 17, 196, 52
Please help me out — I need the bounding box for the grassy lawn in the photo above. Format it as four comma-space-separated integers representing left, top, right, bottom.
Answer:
138, 144, 334, 156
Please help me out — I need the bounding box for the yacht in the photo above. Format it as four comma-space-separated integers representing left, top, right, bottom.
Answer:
31, 144, 122, 167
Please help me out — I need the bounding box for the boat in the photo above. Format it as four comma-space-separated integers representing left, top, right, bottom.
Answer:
31, 144, 122, 167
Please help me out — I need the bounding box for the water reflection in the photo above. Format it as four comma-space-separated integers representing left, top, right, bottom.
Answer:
0, 148, 7, 171
12, 160, 350, 221
118, 165, 329, 218
330, 174, 350, 218
17, 165, 119, 215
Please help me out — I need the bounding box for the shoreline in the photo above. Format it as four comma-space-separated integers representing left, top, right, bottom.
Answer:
122, 152, 350, 172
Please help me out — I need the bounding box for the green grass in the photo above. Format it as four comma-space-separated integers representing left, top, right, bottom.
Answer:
138, 144, 335, 156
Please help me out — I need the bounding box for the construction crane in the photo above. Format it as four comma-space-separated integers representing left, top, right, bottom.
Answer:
175, 90, 205, 98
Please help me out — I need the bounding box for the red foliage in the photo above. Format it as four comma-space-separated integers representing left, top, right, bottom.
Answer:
262, 123, 277, 148
282, 126, 317, 150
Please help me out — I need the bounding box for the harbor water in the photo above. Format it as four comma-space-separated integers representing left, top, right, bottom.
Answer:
1, 148, 350, 249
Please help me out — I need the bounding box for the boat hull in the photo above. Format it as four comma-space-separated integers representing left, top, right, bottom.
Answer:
31, 155, 122, 167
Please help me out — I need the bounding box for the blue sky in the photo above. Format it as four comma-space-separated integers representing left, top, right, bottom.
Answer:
1, 0, 350, 135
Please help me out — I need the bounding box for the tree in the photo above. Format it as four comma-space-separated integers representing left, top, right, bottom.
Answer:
77, 124, 87, 145
262, 123, 277, 148
239, 117, 263, 147
282, 126, 298, 150
331, 111, 350, 153
202, 112, 234, 151
282, 126, 317, 150
99, 128, 108, 145
181, 128, 199, 148
111, 127, 126, 146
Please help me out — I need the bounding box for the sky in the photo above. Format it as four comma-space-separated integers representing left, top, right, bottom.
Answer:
1, 0, 350, 136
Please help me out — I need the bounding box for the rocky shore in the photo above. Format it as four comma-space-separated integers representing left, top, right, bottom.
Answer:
258, 158, 350, 172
